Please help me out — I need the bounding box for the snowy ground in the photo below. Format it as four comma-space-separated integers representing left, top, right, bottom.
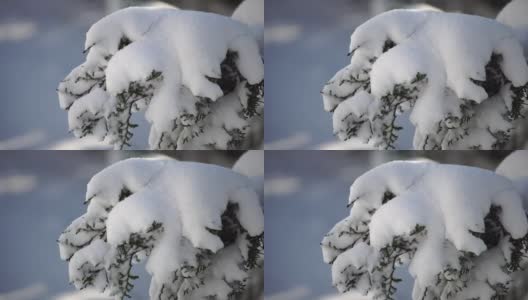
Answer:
264, 151, 511, 299
0, 151, 242, 300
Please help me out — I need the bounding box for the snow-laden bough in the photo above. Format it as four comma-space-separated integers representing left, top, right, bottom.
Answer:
322, 160, 528, 300
58, 6, 264, 150
322, 9, 528, 150
58, 157, 264, 299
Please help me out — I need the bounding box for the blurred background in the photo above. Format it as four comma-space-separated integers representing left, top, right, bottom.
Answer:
264, 150, 516, 300
0, 150, 254, 300
264, 0, 517, 150
0, 0, 242, 150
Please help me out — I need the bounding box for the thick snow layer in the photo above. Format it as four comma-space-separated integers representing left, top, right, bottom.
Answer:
233, 150, 264, 179
58, 6, 264, 150
496, 150, 528, 180
497, 0, 528, 57
233, 150, 264, 200
496, 150, 528, 211
497, 0, 528, 30
58, 157, 264, 299
322, 160, 528, 299
232, 0, 264, 51
323, 9, 528, 150
232, 0, 263, 28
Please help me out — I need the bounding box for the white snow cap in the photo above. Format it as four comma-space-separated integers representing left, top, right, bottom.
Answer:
323, 160, 528, 299
497, 0, 528, 29
232, 0, 264, 51
496, 150, 528, 180
497, 0, 528, 57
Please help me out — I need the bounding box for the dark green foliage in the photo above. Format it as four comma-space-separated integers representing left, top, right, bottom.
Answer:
206, 51, 240, 97
373, 224, 426, 299
322, 220, 370, 265
382, 39, 396, 53
142, 202, 264, 299
510, 83, 528, 120
246, 233, 264, 270
77, 260, 106, 289
508, 234, 528, 272
219, 202, 242, 245
206, 202, 264, 270
107, 221, 164, 299
343, 117, 367, 140
61, 67, 106, 110
118, 186, 132, 202
469, 205, 505, 249
244, 80, 264, 118
226, 128, 247, 150
471, 54, 505, 98
432, 251, 474, 299
148, 49, 262, 149
75, 111, 105, 138
324, 73, 371, 113
376, 72, 427, 149
108, 69, 163, 149
382, 190, 395, 204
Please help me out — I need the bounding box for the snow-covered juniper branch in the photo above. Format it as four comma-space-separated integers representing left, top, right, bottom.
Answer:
322, 9, 528, 150
322, 160, 528, 300
375, 73, 427, 149
106, 221, 164, 299
58, 6, 264, 150
58, 157, 264, 299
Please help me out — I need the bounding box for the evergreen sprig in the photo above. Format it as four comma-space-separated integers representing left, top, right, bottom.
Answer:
107, 221, 164, 299
375, 72, 427, 149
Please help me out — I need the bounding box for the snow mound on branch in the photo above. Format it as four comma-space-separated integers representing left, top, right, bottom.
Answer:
497, 0, 528, 57
497, 0, 528, 30
322, 160, 528, 299
496, 150, 528, 210
405, 4, 442, 12
232, 0, 263, 27
232, 0, 264, 51
322, 9, 528, 150
58, 158, 264, 299
496, 150, 528, 180
58, 7, 264, 150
